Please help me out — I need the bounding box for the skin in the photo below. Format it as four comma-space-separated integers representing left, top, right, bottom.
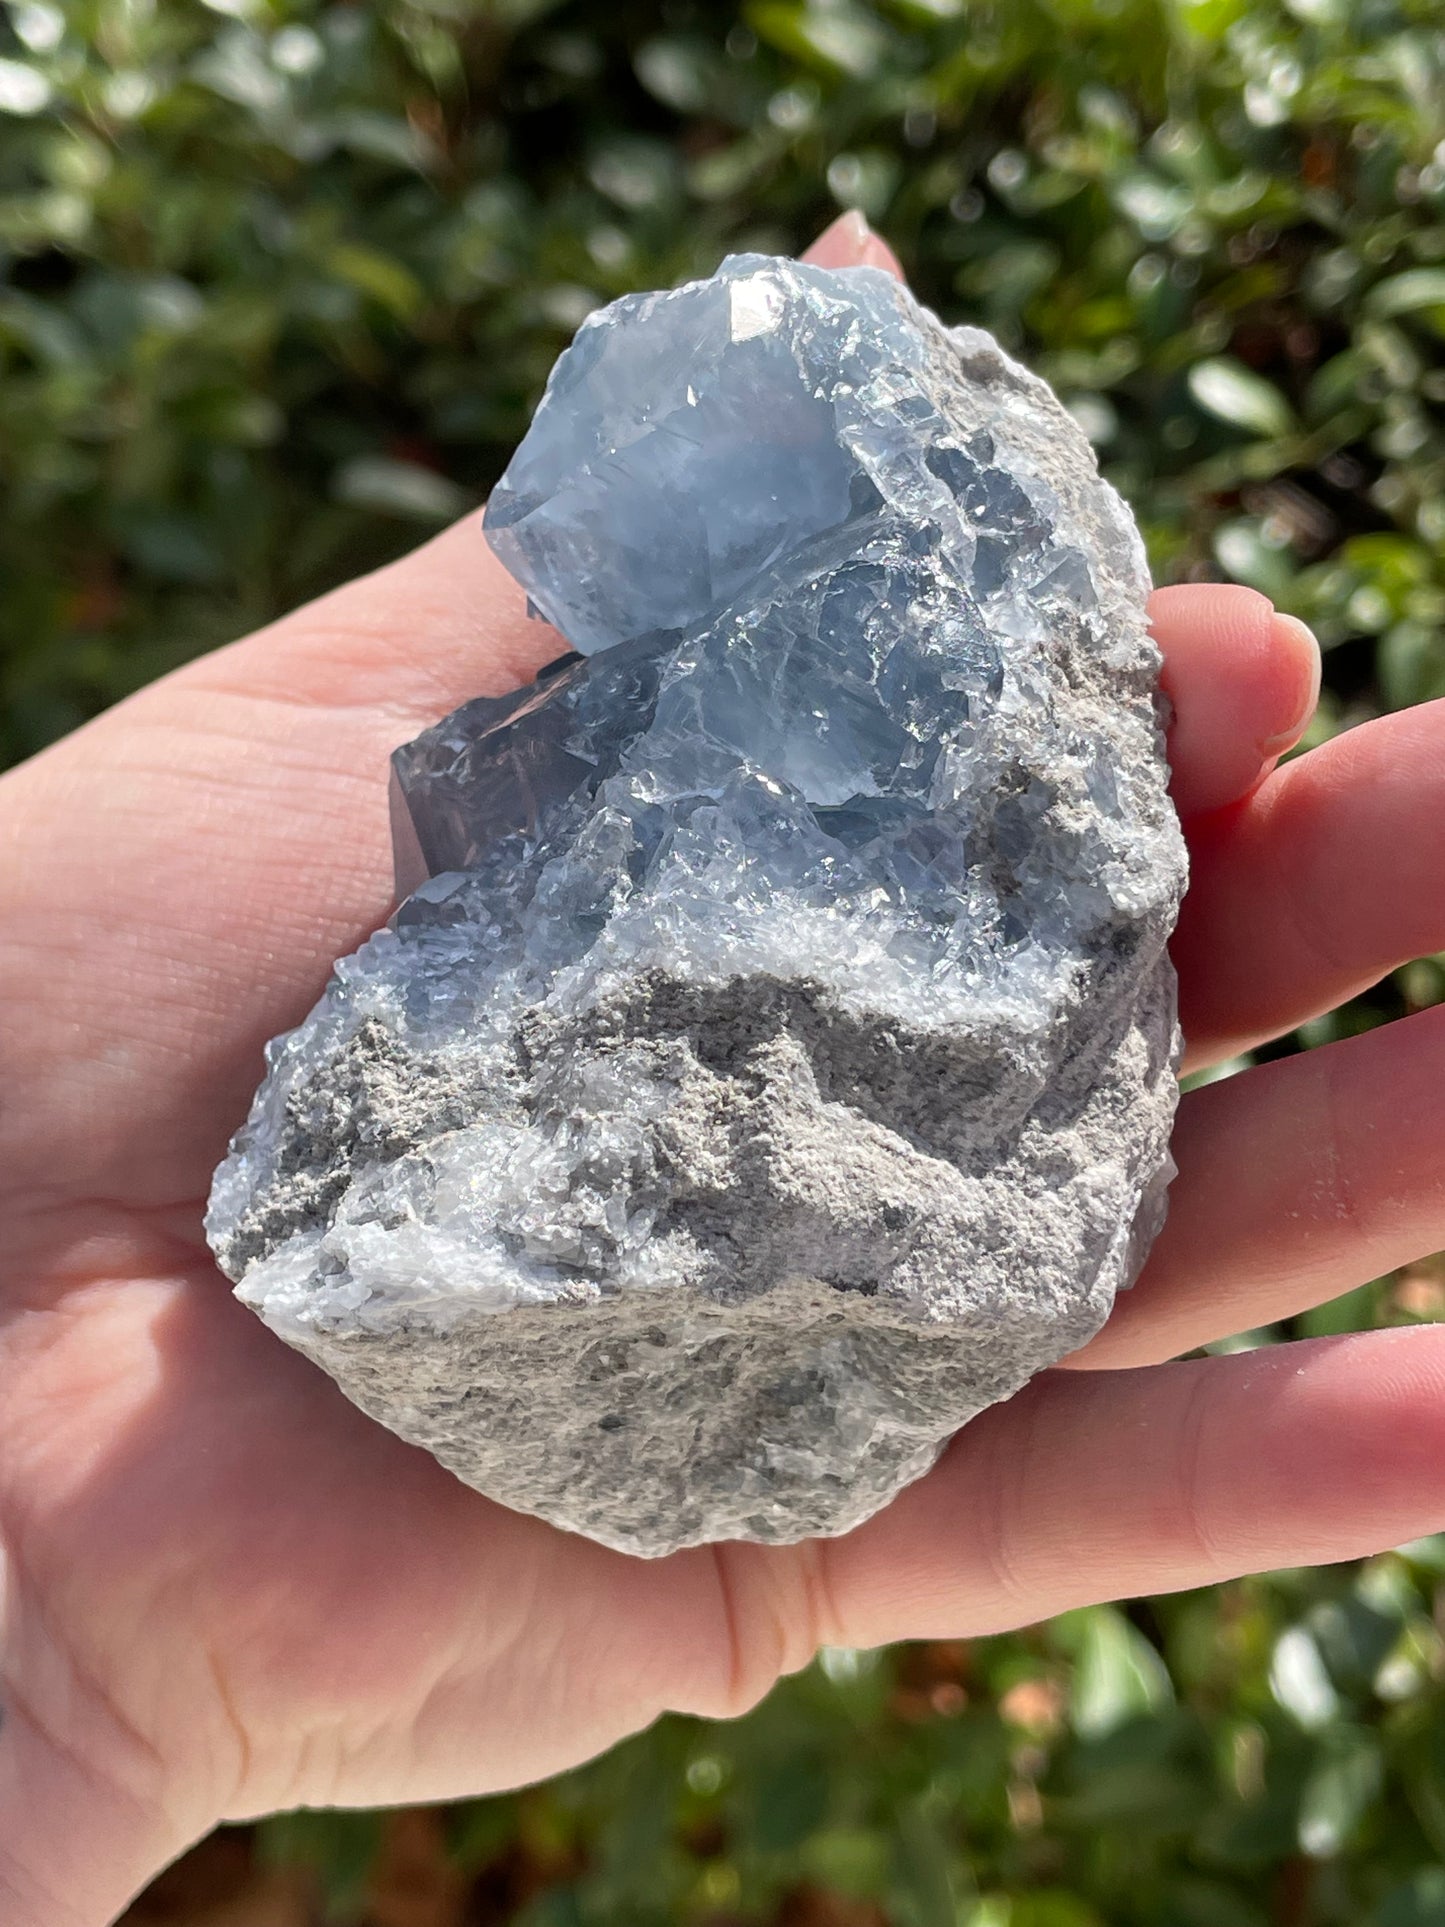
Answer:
2, 213, 1443, 1924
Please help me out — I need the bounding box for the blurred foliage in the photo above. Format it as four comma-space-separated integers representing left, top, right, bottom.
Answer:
6, 0, 1441, 1919
6, 0, 1445, 762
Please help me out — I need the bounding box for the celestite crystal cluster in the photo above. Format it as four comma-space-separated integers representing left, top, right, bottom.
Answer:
207, 255, 1187, 1557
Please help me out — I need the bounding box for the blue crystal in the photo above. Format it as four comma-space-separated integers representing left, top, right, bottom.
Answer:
391, 257, 1133, 988
482, 261, 910, 653
210, 254, 1186, 1558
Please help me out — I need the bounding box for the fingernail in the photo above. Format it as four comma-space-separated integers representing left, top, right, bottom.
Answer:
801, 209, 872, 268
1260, 612, 1321, 757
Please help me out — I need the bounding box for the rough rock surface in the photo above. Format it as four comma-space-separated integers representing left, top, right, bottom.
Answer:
207, 255, 1187, 1557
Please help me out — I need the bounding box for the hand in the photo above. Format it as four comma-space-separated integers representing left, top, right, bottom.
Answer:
3, 214, 1443, 1927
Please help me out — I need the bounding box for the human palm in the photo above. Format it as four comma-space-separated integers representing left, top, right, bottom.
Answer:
4, 226, 1445, 1926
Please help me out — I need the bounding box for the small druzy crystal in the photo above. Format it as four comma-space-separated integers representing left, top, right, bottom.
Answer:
207, 255, 1187, 1557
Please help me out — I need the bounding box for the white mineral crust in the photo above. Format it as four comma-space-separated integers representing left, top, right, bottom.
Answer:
207, 255, 1187, 1556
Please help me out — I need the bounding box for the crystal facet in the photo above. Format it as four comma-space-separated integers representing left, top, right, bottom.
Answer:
207, 256, 1187, 1557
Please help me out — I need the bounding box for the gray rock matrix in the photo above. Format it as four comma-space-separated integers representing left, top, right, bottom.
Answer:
208, 255, 1186, 1558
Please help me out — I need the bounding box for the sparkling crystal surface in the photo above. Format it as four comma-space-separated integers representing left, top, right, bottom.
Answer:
208, 256, 1186, 1557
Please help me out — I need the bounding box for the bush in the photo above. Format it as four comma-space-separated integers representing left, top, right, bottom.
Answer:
4, 1, 1442, 1920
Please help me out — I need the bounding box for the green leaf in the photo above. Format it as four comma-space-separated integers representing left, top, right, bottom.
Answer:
744, 1747, 830, 1851
0, 57, 54, 115
1187, 358, 1297, 437
333, 455, 473, 521
800, 1826, 892, 1897
1366, 268, 1445, 320
1376, 1868, 1445, 1927
324, 245, 425, 320
1269, 1627, 1340, 1730
1009, 1895, 1109, 1927
1297, 1730, 1382, 1857
891, 1801, 962, 1926
114, 508, 224, 584
747, 2, 890, 77
1071, 1607, 1173, 1739
1380, 621, 1445, 708
1213, 517, 1298, 600
448, 1795, 519, 1870
634, 39, 712, 113
1155, 1876, 1269, 1927
256, 1811, 379, 1916
325, 108, 437, 171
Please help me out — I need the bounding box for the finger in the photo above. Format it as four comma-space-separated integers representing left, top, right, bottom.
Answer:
1177, 698, 1445, 1067
801, 209, 906, 278
812, 1328, 1445, 1647
1069, 1003, 1445, 1369
1149, 585, 1319, 821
